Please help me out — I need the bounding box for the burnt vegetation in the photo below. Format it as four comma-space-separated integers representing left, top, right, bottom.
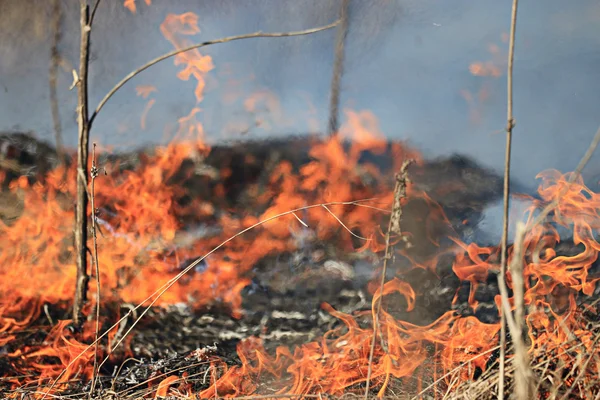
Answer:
2, 130, 600, 399
2, 1, 600, 400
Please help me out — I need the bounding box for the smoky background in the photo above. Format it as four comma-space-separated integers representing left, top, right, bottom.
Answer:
1, 0, 600, 194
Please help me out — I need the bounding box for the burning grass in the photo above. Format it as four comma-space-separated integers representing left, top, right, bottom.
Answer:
2, 3, 600, 399
2, 127, 600, 399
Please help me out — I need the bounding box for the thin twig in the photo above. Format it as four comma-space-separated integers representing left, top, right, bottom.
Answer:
321, 204, 369, 240
41, 199, 385, 399
73, 0, 91, 327
498, 1, 519, 397
364, 159, 413, 398
88, 21, 339, 128
292, 212, 309, 227
88, 143, 101, 397
89, 0, 102, 27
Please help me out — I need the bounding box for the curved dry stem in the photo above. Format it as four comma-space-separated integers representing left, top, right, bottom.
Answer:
364, 159, 412, 398
88, 21, 339, 128
89, 143, 102, 396
41, 199, 382, 399
321, 204, 369, 240
89, 0, 102, 27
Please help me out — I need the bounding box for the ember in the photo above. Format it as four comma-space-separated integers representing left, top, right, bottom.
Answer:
1, 2, 600, 400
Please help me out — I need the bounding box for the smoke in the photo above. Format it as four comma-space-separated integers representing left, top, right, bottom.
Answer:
1, 0, 600, 192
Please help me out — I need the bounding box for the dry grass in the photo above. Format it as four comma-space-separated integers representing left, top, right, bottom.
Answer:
13, 337, 600, 400
444, 323, 600, 400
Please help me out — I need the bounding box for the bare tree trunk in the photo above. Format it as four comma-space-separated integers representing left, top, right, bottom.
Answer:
73, 0, 91, 327
49, 0, 64, 165
327, 0, 349, 137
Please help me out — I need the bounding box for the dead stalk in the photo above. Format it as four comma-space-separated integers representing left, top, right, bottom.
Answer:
89, 143, 101, 397
328, 0, 350, 137
73, 0, 91, 328
498, 0, 519, 397
364, 159, 413, 398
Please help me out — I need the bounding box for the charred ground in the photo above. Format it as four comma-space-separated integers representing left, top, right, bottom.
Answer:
2, 132, 597, 398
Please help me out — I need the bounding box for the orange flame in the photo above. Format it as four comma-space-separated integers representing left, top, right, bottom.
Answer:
3, 5, 600, 399
160, 13, 214, 104
124, 0, 151, 14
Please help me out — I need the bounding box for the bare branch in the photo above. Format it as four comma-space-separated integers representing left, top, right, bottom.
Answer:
73, 0, 91, 327
88, 21, 339, 128
89, 0, 102, 27
364, 159, 413, 398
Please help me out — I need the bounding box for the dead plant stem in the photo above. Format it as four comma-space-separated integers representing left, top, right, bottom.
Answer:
498, 0, 519, 398
88, 144, 101, 397
89, 0, 102, 27
364, 160, 412, 398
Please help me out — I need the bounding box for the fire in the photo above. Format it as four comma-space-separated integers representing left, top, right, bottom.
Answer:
136, 85, 157, 130
2, 5, 600, 400
160, 12, 215, 104
468, 38, 506, 78
124, 0, 151, 14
